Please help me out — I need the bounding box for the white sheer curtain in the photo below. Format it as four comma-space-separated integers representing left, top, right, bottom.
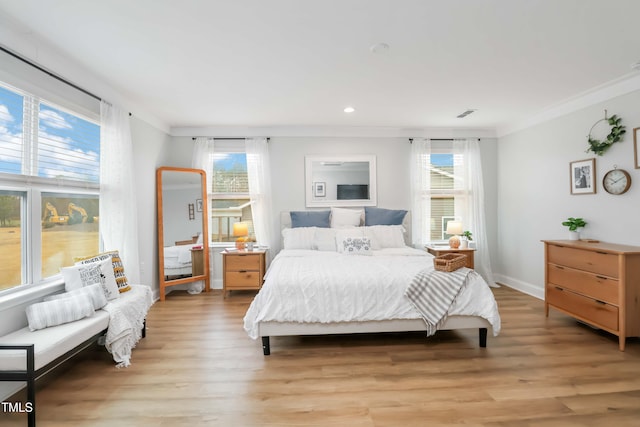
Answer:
245, 137, 274, 253
99, 101, 140, 284
453, 139, 497, 287
189, 137, 213, 294
410, 138, 432, 247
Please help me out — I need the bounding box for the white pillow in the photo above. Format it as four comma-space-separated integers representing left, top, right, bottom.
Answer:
44, 283, 108, 310
61, 258, 120, 300
26, 294, 95, 331
313, 228, 338, 251
363, 225, 407, 249
330, 207, 363, 228
338, 236, 372, 255
282, 227, 317, 250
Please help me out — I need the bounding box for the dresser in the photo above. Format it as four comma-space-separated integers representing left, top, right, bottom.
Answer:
222, 250, 266, 298
425, 246, 476, 269
543, 240, 640, 351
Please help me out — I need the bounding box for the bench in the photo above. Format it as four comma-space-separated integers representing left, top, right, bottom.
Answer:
0, 285, 152, 427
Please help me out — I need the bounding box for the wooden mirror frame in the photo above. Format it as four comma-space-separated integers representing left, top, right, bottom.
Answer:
157, 167, 210, 300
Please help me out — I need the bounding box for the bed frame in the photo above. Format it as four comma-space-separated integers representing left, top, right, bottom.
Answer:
256, 210, 492, 355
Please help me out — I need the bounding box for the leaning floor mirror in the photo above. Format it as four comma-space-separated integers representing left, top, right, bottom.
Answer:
157, 167, 210, 300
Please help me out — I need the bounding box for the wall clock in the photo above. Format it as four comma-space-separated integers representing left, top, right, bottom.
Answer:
602, 167, 631, 195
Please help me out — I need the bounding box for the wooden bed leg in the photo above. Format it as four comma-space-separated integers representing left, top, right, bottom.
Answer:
262, 336, 271, 355
479, 328, 488, 348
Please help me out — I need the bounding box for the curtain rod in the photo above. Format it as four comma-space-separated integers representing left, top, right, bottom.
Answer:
409, 138, 481, 143
1, 44, 102, 102
191, 137, 270, 142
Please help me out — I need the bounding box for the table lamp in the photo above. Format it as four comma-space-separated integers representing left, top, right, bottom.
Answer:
233, 222, 249, 249
446, 221, 463, 249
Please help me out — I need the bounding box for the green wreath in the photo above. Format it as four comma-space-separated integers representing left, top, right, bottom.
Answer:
586, 114, 625, 156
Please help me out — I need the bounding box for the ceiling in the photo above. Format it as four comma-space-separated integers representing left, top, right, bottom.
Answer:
1, 0, 640, 135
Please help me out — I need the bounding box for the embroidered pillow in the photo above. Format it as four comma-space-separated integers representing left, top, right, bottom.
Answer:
339, 236, 372, 255
26, 294, 95, 331
44, 283, 108, 310
74, 250, 131, 293
61, 258, 119, 300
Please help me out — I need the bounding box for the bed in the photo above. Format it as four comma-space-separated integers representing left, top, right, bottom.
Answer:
163, 235, 203, 278
243, 210, 501, 355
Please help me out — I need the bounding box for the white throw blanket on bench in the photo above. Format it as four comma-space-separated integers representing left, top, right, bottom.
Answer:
102, 285, 153, 367
405, 267, 474, 336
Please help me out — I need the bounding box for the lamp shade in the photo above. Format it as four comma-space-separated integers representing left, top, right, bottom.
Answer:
446, 221, 463, 235
233, 222, 249, 237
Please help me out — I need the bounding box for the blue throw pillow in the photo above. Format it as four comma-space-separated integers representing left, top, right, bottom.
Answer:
364, 207, 407, 226
290, 211, 331, 228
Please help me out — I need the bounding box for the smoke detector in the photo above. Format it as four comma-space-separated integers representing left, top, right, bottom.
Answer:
457, 109, 476, 118
370, 43, 390, 54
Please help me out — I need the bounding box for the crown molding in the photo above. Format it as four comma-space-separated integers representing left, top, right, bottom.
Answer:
497, 72, 640, 138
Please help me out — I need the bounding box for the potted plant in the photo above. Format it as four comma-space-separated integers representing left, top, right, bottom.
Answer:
460, 230, 473, 249
561, 217, 587, 240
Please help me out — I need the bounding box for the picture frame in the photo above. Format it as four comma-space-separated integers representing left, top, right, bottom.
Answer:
634, 127, 639, 169
313, 182, 326, 197
196, 199, 203, 212
570, 158, 596, 195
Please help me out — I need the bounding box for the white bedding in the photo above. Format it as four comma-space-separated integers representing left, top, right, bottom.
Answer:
163, 244, 197, 274
243, 248, 501, 339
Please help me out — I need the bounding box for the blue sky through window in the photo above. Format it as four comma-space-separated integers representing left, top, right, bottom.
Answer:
0, 84, 100, 182
431, 153, 453, 167
213, 153, 247, 171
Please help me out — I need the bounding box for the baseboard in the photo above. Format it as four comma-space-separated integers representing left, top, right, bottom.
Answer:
494, 273, 544, 300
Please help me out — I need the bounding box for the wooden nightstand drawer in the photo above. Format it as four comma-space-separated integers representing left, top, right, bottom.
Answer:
547, 244, 618, 277
225, 271, 261, 288
225, 254, 261, 271
547, 285, 618, 332
547, 263, 619, 305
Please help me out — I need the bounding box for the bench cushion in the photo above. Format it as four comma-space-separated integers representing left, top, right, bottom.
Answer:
0, 310, 109, 371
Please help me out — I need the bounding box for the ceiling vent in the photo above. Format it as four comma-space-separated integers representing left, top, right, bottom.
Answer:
457, 109, 476, 118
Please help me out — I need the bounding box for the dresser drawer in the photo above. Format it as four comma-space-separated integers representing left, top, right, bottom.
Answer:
547, 263, 619, 305
225, 271, 262, 288
547, 244, 618, 277
225, 254, 261, 271
547, 285, 618, 331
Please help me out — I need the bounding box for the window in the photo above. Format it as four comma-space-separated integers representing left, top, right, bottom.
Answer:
429, 152, 461, 241
208, 142, 253, 243
0, 81, 100, 292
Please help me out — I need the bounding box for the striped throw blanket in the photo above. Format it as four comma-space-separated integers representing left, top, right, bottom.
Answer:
405, 267, 473, 336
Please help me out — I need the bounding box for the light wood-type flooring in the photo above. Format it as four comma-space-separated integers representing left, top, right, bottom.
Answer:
3, 286, 640, 426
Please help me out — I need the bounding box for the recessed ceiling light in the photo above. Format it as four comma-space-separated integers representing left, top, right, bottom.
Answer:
344, 106, 355, 113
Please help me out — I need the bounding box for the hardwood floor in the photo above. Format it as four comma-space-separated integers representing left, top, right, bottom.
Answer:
3, 286, 640, 426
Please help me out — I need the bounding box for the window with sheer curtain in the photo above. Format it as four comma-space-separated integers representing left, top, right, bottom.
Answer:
0, 81, 100, 292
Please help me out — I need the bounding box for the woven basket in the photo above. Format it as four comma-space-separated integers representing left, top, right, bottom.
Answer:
433, 253, 467, 272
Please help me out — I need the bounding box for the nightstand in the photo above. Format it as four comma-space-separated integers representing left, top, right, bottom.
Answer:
222, 249, 267, 297
425, 246, 476, 269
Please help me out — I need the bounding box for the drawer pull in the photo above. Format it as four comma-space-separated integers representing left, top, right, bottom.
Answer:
595, 275, 608, 281
239, 270, 247, 273
555, 286, 564, 291
554, 265, 565, 270
596, 251, 608, 255
595, 300, 606, 305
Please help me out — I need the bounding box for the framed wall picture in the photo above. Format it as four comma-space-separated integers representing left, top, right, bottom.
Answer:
570, 158, 596, 195
196, 199, 203, 212
313, 182, 326, 197
634, 127, 639, 169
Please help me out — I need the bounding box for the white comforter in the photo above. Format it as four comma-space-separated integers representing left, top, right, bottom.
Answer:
243, 248, 501, 339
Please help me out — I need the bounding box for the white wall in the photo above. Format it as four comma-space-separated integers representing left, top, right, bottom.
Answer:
162, 136, 499, 288
496, 89, 640, 298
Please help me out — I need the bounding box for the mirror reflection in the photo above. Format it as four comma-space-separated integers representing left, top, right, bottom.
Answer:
305, 155, 377, 207
157, 167, 210, 301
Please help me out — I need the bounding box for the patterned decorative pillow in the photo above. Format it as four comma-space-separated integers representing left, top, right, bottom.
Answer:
340, 236, 372, 255
61, 258, 120, 300
74, 250, 131, 293
45, 283, 108, 310
26, 294, 95, 331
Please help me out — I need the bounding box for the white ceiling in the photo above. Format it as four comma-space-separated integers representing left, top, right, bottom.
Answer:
1, 0, 640, 135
